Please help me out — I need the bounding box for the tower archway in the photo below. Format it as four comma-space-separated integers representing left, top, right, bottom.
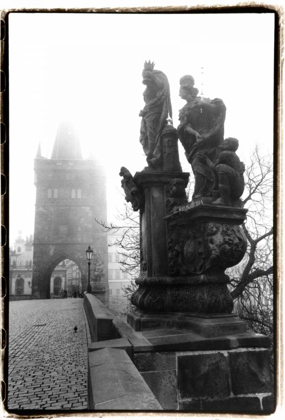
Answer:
32, 122, 108, 299
33, 251, 87, 299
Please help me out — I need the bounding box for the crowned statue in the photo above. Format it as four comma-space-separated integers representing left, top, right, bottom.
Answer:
139, 61, 172, 170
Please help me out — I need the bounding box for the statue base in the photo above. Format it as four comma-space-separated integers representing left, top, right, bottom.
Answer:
131, 203, 248, 315
127, 307, 247, 336
131, 274, 233, 314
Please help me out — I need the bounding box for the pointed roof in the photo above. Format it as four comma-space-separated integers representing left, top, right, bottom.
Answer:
36, 142, 42, 158
51, 122, 83, 160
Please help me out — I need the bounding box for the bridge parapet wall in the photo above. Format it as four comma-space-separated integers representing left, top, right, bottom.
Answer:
84, 294, 274, 413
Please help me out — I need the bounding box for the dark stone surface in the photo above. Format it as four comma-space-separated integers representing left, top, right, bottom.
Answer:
133, 171, 189, 279
141, 327, 186, 338
128, 309, 247, 337
122, 313, 270, 353
178, 352, 230, 399
202, 396, 261, 413
145, 332, 270, 353
134, 351, 176, 372
262, 394, 276, 413
228, 350, 272, 395
141, 370, 177, 410
180, 396, 261, 413
178, 399, 202, 411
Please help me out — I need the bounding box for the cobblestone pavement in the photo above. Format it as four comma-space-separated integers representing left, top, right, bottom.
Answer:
7, 298, 89, 411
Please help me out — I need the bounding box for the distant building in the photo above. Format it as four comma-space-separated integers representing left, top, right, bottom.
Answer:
32, 122, 108, 298
9, 233, 84, 299
9, 232, 33, 297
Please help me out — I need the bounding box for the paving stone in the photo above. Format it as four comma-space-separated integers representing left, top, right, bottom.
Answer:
8, 299, 88, 411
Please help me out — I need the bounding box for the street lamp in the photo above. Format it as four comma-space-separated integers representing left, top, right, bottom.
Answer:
86, 245, 93, 293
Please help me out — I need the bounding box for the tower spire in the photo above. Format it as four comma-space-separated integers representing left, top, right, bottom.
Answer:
36, 142, 42, 158
51, 121, 82, 160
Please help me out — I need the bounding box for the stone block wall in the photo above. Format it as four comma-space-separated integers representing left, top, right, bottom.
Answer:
134, 348, 274, 413
84, 296, 275, 413
134, 352, 177, 410
83, 293, 115, 342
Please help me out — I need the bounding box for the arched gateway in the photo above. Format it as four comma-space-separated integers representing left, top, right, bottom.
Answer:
32, 122, 108, 299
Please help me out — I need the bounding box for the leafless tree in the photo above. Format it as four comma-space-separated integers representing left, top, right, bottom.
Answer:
228, 146, 273, 341
95, 202, 140, 278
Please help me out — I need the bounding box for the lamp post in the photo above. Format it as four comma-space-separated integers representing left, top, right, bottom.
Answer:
86, 245, 93, 293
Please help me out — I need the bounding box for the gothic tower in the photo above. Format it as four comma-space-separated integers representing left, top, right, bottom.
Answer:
32, 122, 108, 298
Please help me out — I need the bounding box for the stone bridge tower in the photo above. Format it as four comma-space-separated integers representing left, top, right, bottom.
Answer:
32, 122, 108, 298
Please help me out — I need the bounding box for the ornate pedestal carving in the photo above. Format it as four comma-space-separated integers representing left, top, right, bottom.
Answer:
130, 204, 247, 315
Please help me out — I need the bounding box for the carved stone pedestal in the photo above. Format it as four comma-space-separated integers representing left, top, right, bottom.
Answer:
130, 204, 247, 315
134, 171, 189, 277
127, 308, 247, 336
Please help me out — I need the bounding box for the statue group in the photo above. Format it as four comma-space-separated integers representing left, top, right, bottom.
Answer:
118, 62, 273, 414
120, 61, 248, 315
138, 61, 245, 208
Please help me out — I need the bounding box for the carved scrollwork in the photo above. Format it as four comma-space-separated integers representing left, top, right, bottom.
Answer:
166, 178, 188, 215
183, 231, 205, 274
131, 283, 233, 313
204, 222, 247, 271
119, 167, 144, 211
168, 220, 247, 276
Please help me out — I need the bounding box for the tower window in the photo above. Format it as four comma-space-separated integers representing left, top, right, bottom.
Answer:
48, 189, 52, 198
53, 189, 58, 198
71, 189, 81, 198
